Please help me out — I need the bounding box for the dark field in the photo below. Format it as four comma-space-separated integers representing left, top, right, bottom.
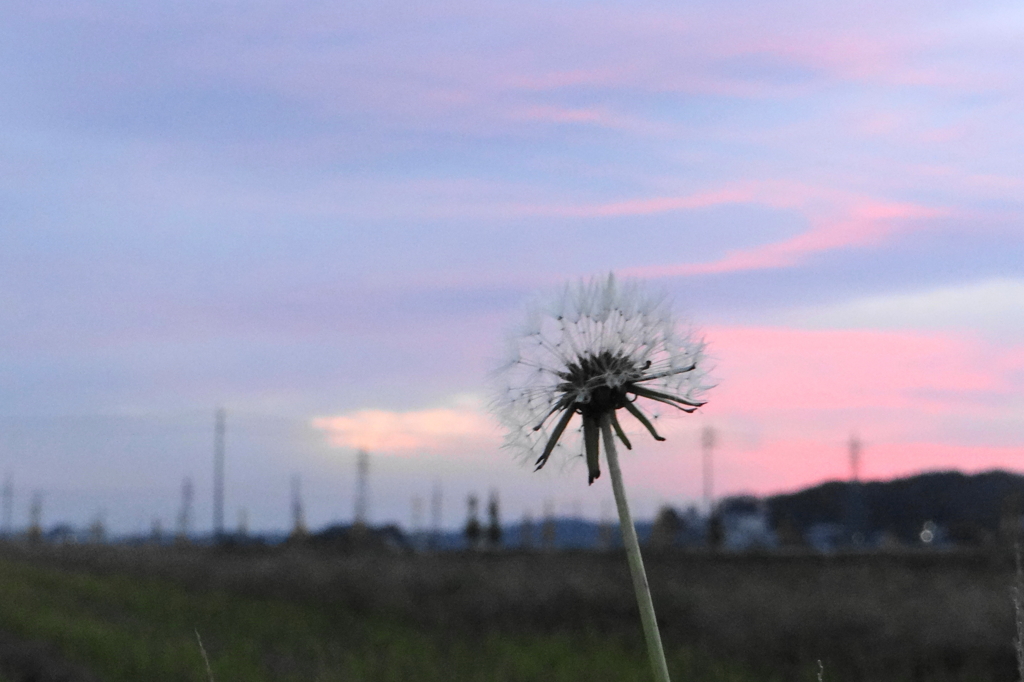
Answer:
0, 542, 1019, 682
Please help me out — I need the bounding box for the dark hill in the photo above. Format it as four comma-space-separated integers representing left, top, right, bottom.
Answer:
766, 469, 1024, 544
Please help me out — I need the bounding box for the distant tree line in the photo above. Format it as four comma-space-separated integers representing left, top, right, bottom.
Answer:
767, 470, 1024, 546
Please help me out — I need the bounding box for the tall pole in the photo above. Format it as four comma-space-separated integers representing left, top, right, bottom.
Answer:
178, 476, 194, 542
213, 408, 226, 540
411, 495, 423, 546
702, 425, 716, 514
847, 433, 864, 545
354, 449, 369, 527
849, 433, 861, 482
1, 473, 12, 537
430, 481, 442, 550
291, 473, 306, 536
28, 491, 42, 542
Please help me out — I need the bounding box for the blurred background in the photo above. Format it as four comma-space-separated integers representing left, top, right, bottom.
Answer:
2, 2, 1024, 681
2, 0, 1022, 539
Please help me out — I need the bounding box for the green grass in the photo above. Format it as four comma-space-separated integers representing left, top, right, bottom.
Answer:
4, 544, 1016, 681
0, 556, 768, 682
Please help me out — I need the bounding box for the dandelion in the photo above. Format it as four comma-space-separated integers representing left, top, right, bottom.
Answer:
493, 273, 711, 682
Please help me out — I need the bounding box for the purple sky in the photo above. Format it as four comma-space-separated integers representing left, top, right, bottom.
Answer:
1, 0, 1023, 533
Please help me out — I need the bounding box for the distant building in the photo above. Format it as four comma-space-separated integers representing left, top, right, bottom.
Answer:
805, 522, 846, 552
649, 506, 683, 549
717, 496, 777, 550
45, 524, 77, 544
310, 524, 409, 552
677, 506, 707, 547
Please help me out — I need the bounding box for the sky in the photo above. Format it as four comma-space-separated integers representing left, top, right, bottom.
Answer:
1, 0, 1023, 534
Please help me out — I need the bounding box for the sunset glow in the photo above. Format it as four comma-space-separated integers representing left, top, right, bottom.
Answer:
1, 0, 1022, 531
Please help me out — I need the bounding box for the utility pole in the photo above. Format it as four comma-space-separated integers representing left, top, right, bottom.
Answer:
701, 425, 716, 514
464, 494, 481, 550
1, 473, 12, 537
213, 408, 226, 541
237, 508, 249, 538
487, 490, 502, 550
411, 495, 423, 549
28, 491, 42, 542
291, 473, 306, 538
430, 481, 442, 550
849, 433, 862, 482
354, 450, 369, 528
177, 476, 194, 543
430, 481, 442, 548
846, 433, 865, 545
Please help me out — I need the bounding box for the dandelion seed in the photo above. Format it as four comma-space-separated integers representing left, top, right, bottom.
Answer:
492, 273, 712, 682
493, 273, 710, 483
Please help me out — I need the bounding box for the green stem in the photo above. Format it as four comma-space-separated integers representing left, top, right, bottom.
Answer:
600, 413, 671, 682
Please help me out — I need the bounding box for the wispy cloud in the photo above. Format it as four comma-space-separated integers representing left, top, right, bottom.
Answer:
644, 200, 947, 276
3, 0, 1024, 530
620, 322, 1024, 495
529, 182, 952, 276
703, 324, 1024, 454
783, 277, 1024, 339
312, 405, 499, 454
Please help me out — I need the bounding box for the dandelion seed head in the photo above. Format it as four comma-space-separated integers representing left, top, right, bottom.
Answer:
491, 273, 712, 480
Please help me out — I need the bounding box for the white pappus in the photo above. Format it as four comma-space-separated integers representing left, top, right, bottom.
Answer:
493, 273, 711, 485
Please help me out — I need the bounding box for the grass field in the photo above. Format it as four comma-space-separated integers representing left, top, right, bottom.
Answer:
0, 545, 767, 682
0, 542, 1018, 681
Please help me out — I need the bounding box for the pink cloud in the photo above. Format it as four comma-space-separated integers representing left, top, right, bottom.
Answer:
316, 325, 1023, 500
312, 407, 499, 454
607, 324, 1024, 499
671, 325, 1024, 492
519, 180, 949, 279
529, 5, 1012, 97
559, 189, 770, 218
706, 325, 1009, 419
526, 179, 815, 219
610, 188, 949, 277
508, 68, 629, 91
617, 434, 1024, 502
512, 105, 618, 126
692, 438, 1024, 498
